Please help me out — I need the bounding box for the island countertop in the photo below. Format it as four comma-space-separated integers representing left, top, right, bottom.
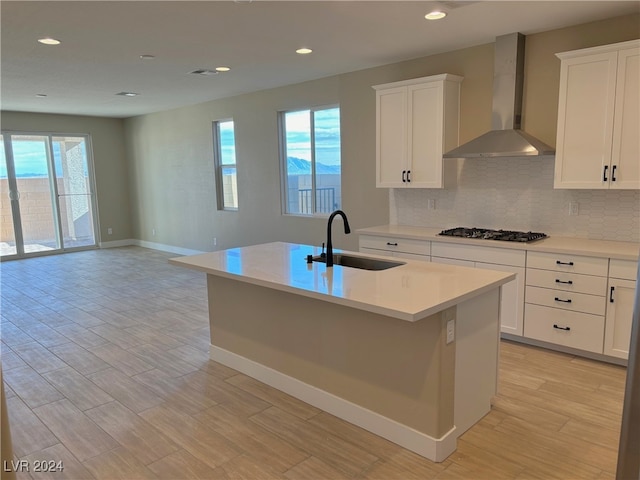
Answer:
169, 241, 514, 322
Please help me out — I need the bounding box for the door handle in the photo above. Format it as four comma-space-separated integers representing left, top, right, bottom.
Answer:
612, 165, 617, 182
610, 286, 615, 303
603, 165, 609, 182
406, 170, 411, 182
402, 170, 406, 183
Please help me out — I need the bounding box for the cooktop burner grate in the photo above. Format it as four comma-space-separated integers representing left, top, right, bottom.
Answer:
439, 227, 548, 243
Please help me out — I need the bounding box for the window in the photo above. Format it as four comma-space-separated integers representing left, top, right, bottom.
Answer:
280, 106, 341, 215
213, 120, 238, 210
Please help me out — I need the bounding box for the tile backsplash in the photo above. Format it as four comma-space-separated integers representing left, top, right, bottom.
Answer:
390, 157, 640, 243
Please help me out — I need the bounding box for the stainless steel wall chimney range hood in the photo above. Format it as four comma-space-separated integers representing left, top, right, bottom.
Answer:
444, 32, 554, 158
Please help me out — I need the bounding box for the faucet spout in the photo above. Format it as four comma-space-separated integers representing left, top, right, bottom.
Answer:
326, 210, 351, 267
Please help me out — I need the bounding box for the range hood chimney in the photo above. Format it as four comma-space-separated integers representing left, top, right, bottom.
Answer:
444, 32, 554, 158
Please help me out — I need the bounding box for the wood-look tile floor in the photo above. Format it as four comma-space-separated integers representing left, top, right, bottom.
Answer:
1, 246, 627, 479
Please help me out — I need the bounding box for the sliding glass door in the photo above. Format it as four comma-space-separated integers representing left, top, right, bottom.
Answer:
1, 132, 98, 259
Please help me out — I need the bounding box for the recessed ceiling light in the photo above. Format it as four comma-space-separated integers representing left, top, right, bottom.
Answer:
116, 92, 139, 97
38, 37, 61, 45
139, 54, 156, 60
36, 94, 47, 98
296, 48, 313, 55
215, 66, 230, 72
425, 10, 447, 20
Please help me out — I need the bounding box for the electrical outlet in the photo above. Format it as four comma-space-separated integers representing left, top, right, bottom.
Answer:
569, 202, 579, 216
446, 319, 455, 344
107, 227, 113, 235
213, 237, 217, 247
428, 199, 436, 210
152, 228, 156, 236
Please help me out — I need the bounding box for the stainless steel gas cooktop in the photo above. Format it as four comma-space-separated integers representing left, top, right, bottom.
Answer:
439, 227, 548, 243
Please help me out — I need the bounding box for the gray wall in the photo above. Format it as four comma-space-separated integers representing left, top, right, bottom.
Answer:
0, 112, 132, 243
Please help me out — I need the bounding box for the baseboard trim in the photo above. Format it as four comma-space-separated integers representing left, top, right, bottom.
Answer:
99, 239, 135, 248
210, 345, 457, 462
133, 240, 207, 256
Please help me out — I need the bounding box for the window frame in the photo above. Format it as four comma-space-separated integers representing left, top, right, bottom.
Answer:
212, 119, 238, 211
278, 104, 341, 217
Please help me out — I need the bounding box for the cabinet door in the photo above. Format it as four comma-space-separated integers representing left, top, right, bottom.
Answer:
611, 46, 640, 189
407, 82, 443, 188
477, 262, 525, 337
376, 87, 407, 187
604, 278, 636, 359
554, 51, 618, 188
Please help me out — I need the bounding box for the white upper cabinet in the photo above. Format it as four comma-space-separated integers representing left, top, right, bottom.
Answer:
554, 40, 640, 189
373, 74, 462, 188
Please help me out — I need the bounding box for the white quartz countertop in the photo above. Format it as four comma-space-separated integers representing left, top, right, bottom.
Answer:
169, 242, 514, 322
358, 225, 640, 261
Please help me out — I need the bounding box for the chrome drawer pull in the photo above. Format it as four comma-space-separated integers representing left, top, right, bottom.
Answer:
555, 279, 573, 285
553, 324, 571, 331
556, 260, 574, 266
554, 297, 572, 303
386, 242, 398, 246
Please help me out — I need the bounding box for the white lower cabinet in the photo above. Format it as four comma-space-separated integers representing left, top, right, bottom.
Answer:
604, 259, 638, 359
431, 242, 526, 336
524, 304, 606, 353
359, 232, 637, 362
525, 251, 608, 355
359, 235, 431, 262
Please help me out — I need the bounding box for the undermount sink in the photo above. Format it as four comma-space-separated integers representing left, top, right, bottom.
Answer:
312, 254, 405, 271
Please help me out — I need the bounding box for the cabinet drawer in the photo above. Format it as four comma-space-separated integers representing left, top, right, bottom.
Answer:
525, 285, 606, 316
431, 242, 525, 267
526, 251, 608, 276
526, 268, 607, 295
524, 303, 604, 354
359, 235, 430, 256
609, 259, 638, 280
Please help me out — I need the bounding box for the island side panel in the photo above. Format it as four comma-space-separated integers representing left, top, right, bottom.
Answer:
206, 274, 456, 440
453, 288, 501, 435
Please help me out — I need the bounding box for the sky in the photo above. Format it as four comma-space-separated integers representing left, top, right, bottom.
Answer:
285, 108, 341, 166
0, 138, 85, 178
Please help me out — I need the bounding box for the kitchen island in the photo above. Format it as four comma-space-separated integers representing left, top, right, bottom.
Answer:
169, 242, 514, 461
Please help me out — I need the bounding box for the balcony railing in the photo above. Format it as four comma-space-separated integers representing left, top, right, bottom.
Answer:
298, 187, 336, 214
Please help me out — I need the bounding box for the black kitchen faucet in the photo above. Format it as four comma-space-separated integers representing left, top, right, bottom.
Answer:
325, 210, 351, 267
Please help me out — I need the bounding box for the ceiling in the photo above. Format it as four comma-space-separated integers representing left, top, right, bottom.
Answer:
2, 1, 639, 119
